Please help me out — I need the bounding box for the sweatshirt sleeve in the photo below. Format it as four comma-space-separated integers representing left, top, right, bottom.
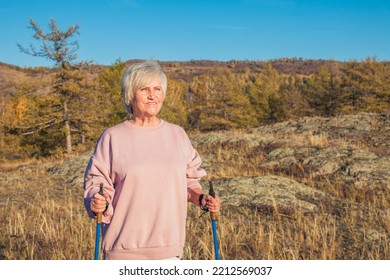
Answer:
186, 142, 207, 191
83, 131, 115, 223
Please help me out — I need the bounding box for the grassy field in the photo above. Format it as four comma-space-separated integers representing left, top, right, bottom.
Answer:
0, 141, 388, 260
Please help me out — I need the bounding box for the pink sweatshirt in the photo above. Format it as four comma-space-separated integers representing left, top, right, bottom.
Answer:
84, 120, 207, 259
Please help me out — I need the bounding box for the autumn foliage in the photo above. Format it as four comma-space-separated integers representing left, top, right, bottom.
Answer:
1, 56, 390, 161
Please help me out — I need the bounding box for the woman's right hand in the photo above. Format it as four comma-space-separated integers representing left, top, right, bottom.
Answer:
90, 192, 109, 214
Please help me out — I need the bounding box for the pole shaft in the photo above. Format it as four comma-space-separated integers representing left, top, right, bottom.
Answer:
212, 220, 220, 260
94, 225, 101, 260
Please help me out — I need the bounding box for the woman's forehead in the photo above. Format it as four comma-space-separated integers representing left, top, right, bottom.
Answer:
138, 74, 161, 87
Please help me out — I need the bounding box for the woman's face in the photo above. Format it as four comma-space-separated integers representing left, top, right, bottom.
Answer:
131, 75, 164, 118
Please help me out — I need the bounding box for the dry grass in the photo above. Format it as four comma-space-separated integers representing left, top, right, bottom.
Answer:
184, 192, 389, 260
0, 166, 96, 259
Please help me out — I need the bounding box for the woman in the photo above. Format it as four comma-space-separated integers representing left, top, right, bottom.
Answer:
84, 60, 220, 260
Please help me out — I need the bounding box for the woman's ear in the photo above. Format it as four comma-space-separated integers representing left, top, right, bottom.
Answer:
125, 101, 133, 114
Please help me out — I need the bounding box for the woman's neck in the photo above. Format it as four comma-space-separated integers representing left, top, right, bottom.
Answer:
128, 116, 161, 127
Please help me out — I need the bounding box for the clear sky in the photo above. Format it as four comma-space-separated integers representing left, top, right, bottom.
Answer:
1, 0, 389, 67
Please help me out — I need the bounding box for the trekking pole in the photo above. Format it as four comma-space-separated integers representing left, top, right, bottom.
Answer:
209, 181, 220, 260
94, 183, 103, 260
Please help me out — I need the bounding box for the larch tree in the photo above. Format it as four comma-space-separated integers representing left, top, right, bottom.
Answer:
158, 78, 189, 128
98, 59, 128, 127
17, 18, 81, 154
357, 57, 390, 112
339, 57, 390, 113
279, 75, 309, 119
247, 63, 287, 124
302, 63, 342, 116
189, 71, 255, 131
340, 59, 370, 113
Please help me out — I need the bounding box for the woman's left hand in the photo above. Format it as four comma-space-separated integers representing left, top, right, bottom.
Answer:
204, 194, 221, 213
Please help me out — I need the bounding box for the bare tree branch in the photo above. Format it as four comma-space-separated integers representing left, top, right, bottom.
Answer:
19, 119, 64, 136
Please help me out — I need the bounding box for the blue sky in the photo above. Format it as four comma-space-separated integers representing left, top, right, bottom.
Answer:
1, 0, 389, 67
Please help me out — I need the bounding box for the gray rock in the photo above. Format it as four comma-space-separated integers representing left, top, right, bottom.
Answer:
265, 146, 389, 184
47, 151, 92, 187
212, 175, 327, 215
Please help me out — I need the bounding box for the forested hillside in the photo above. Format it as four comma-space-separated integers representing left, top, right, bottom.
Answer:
1, 57, 389, 161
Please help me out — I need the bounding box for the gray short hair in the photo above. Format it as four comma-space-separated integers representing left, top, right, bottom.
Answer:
121, 60, 167, 114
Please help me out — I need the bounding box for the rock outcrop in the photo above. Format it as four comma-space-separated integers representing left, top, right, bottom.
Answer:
212, 176, 327, 215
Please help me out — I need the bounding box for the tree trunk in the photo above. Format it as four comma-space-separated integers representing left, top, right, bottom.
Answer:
64, 101, 72, 154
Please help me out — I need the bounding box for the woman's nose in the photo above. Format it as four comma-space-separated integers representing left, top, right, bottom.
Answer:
147, 89, 157, 98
